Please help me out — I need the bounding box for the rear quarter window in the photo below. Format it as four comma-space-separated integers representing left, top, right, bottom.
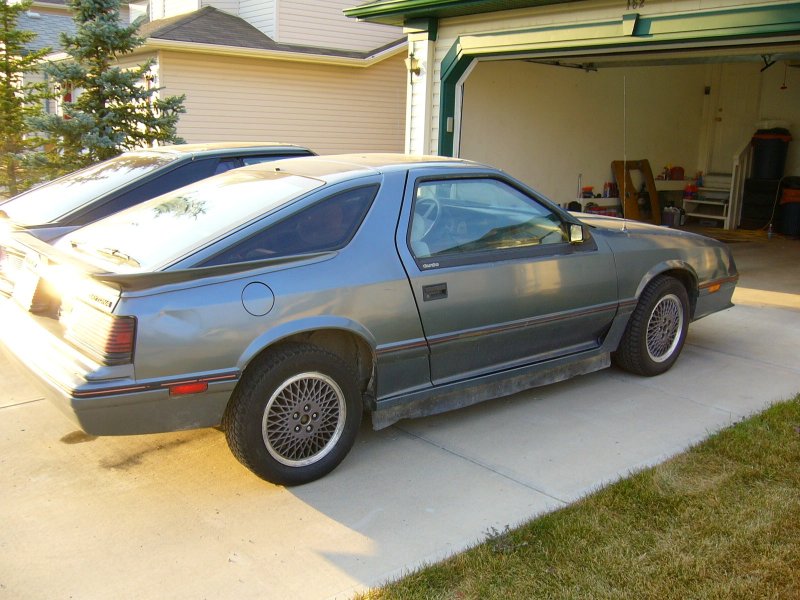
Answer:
201, 184, 379, 266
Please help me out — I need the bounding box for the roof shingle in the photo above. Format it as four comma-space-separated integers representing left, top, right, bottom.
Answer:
140, 7, 404, 58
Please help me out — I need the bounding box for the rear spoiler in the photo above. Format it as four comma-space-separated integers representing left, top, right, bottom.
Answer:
93, 252, 336, 291
7, 230, 335, 292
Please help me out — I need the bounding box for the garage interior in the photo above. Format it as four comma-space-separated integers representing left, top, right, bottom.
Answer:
456, 44, 800, 234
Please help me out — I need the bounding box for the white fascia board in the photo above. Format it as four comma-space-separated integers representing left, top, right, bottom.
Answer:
28, 1, 70, 12
37, 51, 69, 65
135, 38, 407, 67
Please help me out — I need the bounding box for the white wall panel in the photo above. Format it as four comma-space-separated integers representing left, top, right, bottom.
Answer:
240, 0, 276, 38
277, 0, 401, 52
152, 0, 198, 20
201, 0, 239, 16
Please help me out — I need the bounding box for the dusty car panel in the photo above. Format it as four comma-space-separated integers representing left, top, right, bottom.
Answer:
0, 154, 738, 485
583, 215, 739, 317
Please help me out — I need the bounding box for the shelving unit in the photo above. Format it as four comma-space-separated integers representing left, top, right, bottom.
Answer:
563, 180, 691, 220
683, 185, 730, 226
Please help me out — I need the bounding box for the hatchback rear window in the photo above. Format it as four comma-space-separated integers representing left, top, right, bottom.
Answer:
0, 152, 178, 225
59, 168, 324, 272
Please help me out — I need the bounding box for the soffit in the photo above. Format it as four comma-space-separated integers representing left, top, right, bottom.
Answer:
345, 0, 579, 27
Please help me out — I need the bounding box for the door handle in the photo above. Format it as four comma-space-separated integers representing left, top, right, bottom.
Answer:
422, 282, 448, 301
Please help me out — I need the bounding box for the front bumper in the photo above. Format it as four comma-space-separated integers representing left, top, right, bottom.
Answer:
694, 275, 738, 320
0, 297, 236, 435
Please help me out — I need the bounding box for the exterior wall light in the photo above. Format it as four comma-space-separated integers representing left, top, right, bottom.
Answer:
404, 54, 422, 77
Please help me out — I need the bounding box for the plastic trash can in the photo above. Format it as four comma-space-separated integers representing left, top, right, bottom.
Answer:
780, 179, 800, 237
751, 128, 792, 180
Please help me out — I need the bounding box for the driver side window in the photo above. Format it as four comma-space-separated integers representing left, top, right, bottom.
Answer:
410, 178, 567, 260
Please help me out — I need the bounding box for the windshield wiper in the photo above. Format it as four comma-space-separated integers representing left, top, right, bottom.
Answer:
93, 246, 141, 267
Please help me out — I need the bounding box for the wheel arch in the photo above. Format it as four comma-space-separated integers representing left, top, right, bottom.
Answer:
635, 261, 699, 319
237, 318, 377, 405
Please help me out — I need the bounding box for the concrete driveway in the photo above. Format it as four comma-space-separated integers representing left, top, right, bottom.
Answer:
2, 237, 798, 600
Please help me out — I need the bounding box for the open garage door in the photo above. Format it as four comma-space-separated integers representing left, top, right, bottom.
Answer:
456, 46, 800, 229
427, 3, 800, 230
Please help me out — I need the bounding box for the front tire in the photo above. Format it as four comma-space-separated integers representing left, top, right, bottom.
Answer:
613, 276, 690, 376
223, 343, 362, 485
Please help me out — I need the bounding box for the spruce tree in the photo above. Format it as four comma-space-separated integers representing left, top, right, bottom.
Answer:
0, 0, 50, 196
31, 0, 185, 175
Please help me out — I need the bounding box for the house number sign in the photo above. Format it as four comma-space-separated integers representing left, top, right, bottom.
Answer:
627, 0, 645, 8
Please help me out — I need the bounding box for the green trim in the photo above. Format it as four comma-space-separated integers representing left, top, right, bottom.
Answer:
428, 17, 438, 41
344, 0, 576, 27
622, 12, 639, 37
438, 43, 474, 157
405, 17, 438, 41
436, 2, 800, 156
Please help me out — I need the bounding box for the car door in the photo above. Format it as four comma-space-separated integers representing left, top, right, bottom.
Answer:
396, 170, 619, 385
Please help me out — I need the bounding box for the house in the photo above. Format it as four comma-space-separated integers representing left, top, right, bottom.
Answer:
28, 0, 407, 154
346, 0, 800, 229
123, 0, 408, 154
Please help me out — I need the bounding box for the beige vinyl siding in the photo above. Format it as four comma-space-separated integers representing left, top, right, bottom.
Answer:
116, 52, 158, 69
277, 0, 401, 52
240, 0, 275, 38
158, 51, 406, 154
202, 0, 239, 16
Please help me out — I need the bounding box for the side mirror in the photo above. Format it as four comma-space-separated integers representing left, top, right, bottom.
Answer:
569, 223, 585, 244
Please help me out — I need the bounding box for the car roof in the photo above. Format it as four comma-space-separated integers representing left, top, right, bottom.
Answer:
142, 142, 314, 158
252, 153, 485, 183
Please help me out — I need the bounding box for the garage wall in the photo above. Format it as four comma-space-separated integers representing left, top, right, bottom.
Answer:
759, 61, 800, 177
459, 60, 707, 203
157, 51, 406, 154
425, 0, 726, 157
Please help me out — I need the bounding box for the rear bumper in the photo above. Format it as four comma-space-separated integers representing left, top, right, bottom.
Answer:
0, 297, 236, 435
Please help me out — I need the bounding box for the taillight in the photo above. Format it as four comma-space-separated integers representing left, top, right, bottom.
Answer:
63, 304, 136, 365
103, 316, 136, 362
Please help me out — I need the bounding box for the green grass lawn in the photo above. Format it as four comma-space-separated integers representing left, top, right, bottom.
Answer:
360, 395, 800, 600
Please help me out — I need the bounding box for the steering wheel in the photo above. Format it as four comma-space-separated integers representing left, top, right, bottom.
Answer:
415, 197, 440, 238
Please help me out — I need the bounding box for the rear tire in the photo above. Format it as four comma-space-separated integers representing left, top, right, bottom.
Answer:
223, 343, 362, 485
613, 276, 689, 376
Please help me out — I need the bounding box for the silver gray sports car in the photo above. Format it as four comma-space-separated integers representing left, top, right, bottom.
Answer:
0, 154, 738, 485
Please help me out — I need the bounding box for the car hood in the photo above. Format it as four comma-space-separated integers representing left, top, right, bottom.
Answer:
575, 213, 727, 248
573, 213, 738, 288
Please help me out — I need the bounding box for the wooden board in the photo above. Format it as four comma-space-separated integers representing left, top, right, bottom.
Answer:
611, 159, 661, 225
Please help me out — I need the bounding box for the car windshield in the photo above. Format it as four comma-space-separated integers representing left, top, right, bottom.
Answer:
58, 168, 324, 272
0, 152, 179, 225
